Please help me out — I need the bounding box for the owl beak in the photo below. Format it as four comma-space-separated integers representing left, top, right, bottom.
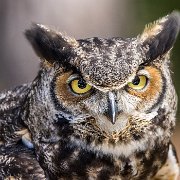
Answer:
108, 91, 117, 125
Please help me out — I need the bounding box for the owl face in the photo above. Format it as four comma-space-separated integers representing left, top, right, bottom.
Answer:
25, 12, 179, 156
52, 46, 163, 130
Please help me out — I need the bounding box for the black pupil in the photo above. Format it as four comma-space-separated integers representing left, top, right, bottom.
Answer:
132, 76, 140, 85
78, 79, 87, 89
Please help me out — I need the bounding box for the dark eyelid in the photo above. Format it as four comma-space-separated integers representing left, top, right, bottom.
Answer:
67, 74, 81, 84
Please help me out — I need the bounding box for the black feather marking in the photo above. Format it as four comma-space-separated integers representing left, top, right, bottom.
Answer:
145, 11, 180, 60
25, 23, 75, 64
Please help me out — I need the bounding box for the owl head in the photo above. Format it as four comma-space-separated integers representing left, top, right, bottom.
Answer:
24, 11, 180, 156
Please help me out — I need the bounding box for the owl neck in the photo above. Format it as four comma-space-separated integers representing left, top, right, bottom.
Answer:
35, 133, 169, 179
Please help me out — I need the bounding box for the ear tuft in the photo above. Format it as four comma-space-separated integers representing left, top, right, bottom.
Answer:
25, 23, 78, 64
140, 11, 180, 60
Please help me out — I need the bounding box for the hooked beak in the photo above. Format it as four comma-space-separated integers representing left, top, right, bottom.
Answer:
107, 91, 117, 124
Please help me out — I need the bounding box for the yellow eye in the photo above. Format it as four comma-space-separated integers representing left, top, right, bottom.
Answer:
128, 75, 147, 90
70, 78, 92, 94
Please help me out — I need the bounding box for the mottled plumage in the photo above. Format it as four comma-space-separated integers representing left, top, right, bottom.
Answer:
0, 11, 180, 179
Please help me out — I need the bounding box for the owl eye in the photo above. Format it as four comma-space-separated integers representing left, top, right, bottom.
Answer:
127, 75, 148, 90
69, 77, 92, 94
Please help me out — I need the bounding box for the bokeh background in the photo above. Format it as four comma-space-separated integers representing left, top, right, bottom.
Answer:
0, 0, 180, 173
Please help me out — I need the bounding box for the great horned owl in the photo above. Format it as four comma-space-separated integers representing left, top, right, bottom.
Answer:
0, 11, 180, 180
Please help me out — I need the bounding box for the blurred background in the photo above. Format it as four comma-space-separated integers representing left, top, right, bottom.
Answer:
0, 0, 180, 168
